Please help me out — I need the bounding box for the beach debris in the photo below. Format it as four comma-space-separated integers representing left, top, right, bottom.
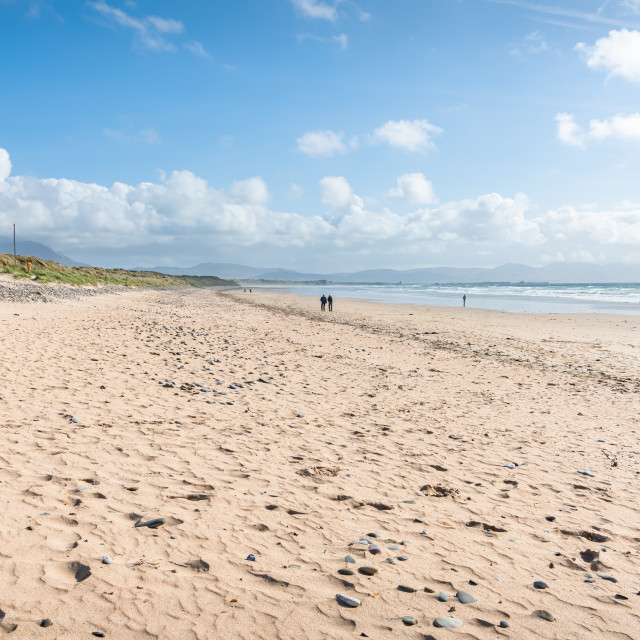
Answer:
336, 594, 361, 608
134, 517, 166, 529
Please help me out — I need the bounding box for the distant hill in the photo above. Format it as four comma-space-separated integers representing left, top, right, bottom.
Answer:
0, 237, 87, 267
148, 261, 640, 283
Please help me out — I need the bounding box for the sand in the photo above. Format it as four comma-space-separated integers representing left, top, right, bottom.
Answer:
0, 286, 638, 639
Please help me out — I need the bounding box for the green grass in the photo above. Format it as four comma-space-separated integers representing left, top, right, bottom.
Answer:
0, 254, 238, 288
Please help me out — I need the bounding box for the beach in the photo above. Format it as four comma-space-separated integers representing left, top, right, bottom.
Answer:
0, 285, 638, 639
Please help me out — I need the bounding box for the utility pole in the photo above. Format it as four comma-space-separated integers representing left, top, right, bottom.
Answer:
13, 223, 16, 266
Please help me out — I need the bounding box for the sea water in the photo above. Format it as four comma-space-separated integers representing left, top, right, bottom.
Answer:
277, 282, 640, 315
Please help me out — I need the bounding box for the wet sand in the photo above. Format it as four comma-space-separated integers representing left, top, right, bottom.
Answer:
0, 286, 638, 639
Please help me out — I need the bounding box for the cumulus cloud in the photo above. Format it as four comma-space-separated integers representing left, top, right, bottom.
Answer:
373, 119, 443, 153
0, 148, 11, 182
556, 112, 640, 147
230, 177, 270, 205
2, 146, 640, 266
291, 0, 337, 20
576, 29, 640, 83
389, 173, 436, 205
297, 130, 349, 156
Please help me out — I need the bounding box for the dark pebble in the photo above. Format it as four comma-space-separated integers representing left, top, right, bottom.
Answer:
40, 619, 53, 628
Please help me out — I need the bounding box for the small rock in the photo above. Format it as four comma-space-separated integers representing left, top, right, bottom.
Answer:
386, 557, 396, 564
338, 568, 355, 575
367, 532, 381, 538
359, 566, 378, 576
424, 587, 435, 593
438, 592, 450, 602
534, 610, 555, 622
499, 620, 509, 628
456, 590, 477, 603
469, 579, 478, 586
577, 470, 595, 477
246, 554, 256, 562
398, 585, 416, 593
533, 581, 548, 590
401, 616, 418, 626
336, 594, 361, 608
134, 517, 166, 529
434, 616, 463, 629
368, 543, 382, 555
397, 555, 409, 561
388, 544, 402, 550
101, 556, 113, 565
596, 573, 617, 583
545, 516, 556, 522
504, 463, 515, 469
345, 555, 356, 564
92, 634, 106, 638
40, 619, 53, 628
584, 577, 595, 583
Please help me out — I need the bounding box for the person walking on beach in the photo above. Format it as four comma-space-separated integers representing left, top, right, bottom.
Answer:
327, 294, 333, 311
320, 294, 327, 311
463, 294, 466, 307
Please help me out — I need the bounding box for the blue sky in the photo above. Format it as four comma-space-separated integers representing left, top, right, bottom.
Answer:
1, 0, 640, 270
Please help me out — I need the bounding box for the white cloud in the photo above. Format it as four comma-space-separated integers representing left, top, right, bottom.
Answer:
389, 173, 436, 205
576, 29, 640, 83
511, 30, 548, 55
296, 32, 348, 49
288, 183, 305, 199
183, 41, 210, 58
556, 112, 640, 147
3, 146, 640, 266
373, 119, 443, 153
90, 1, 208, 55
320, 176, 355, 208
619, 0, 640, 14
103, 127, 159, 144
297, 130, 348, 156
291, 0, 337, 20
333, 33, 348, 50
0, 148, 11, 182
230, 177, 270, 205
556, 113, 586, 148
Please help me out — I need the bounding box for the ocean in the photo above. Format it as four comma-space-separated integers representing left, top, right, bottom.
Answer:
275, 282, 640, 315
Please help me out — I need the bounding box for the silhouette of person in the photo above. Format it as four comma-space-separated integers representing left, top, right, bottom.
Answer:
327, 294, 333, 311
320, 294, 327, 311
463, 294, 466, 307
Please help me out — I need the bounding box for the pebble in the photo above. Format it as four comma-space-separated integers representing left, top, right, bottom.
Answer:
101, 556, 113, 565
499, 620, 510, 628
338, 568, 355, 576
336, 594, 361, 608
596, 573, 617, 583
456, 590, 477, 603
397, 555, 409, 561
398, 585, 416, 593
40, 618, 53, 628
584, 577, 595, 583
367, 532, 381, 538
469, 579, 478, 586
434, 616, 463, 629
368, 543, 382, 555
345, 555, 356, 564
545, 516, 556, 522
247, 554, 256, 562
388, 544, 402, 550
359, 566, 378, 576
577, 470, 595, 477
438, 592, 450, 602
92, 634, 106, 638
134, 517, 166, 529
386, 558, 396, 565
533, 581, 548, 590
534, 610, 555, 622
504, 463, 516, 469
401, 616, 417, 626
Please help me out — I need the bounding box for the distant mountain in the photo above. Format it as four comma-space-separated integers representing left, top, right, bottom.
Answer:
147, 261, 640, 283
0, 237, 88, 267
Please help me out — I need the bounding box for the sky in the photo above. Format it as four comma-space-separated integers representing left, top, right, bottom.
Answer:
1, 0, 640, 271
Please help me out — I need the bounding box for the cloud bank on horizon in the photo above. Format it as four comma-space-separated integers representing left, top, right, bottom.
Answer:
1, 146, 639, 269
1, 0, 640, 269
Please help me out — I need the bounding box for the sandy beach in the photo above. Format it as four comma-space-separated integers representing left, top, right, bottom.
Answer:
0, 285, 638, 640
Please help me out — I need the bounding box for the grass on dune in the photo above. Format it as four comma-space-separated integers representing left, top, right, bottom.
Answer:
0, 254, 238, 288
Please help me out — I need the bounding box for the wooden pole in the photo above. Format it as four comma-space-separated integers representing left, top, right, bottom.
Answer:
13, 223, 16, 266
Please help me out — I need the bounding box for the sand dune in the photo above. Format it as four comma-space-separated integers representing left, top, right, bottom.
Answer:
0, 286, 638, 639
